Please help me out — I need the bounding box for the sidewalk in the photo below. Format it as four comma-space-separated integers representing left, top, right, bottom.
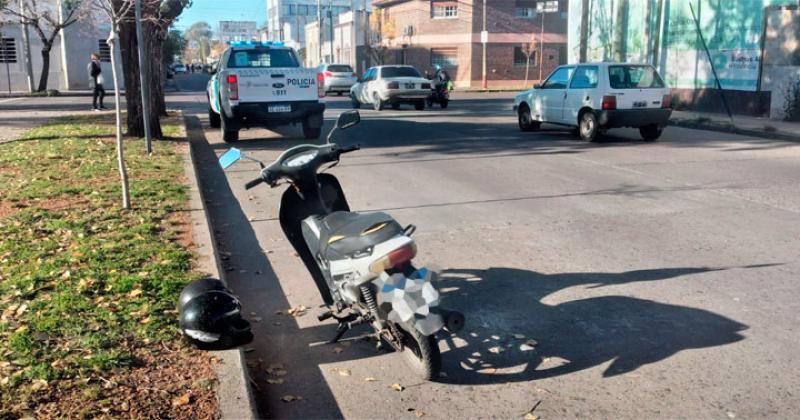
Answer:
670, 110, 800, 142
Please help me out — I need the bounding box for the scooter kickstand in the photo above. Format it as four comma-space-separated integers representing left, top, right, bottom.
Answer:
329, 322, 350, 344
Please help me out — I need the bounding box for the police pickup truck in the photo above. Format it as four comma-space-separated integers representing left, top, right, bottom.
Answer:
207, 42, 325, 142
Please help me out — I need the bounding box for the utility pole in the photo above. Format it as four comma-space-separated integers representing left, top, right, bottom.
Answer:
481, 0, 487, 89
363, 0, 369, 70
350, 0, 356, 68
538, 5, 545, 82
329, 0, 335, 63
135, 0, 152, 153
19, 0, 34, 93
317, 0, 322, 65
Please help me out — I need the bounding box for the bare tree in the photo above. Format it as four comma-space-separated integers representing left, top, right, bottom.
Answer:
612, 0, 628, 62
92, 0, 134, 209
520, 40, 536, 88
1, 0, 89, 91
578, 0, 590, 63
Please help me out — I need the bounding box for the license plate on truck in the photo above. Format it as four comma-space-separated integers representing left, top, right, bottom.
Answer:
268, 104, 291, 113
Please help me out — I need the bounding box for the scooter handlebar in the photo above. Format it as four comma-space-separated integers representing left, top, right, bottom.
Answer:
244, 177, 264, 190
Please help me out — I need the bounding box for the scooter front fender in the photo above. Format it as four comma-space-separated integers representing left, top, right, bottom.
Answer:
278, 174, 350, 306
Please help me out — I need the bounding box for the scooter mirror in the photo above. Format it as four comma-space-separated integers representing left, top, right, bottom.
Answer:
336, 110, 361, 130
218, 148, 242, 169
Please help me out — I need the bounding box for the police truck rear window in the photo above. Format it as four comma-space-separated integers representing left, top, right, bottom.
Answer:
228, 49, 299, 68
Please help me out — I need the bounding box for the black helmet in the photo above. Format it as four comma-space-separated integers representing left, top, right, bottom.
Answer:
178, 278, 228, 309
179, 290, 253, 350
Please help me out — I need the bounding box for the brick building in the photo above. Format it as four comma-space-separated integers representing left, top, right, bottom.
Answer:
371, 0, 568, 89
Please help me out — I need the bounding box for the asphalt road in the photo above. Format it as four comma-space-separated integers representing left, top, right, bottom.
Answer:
171, 74, 800, 419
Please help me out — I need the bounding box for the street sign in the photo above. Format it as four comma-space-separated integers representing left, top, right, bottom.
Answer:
480, 30, 488, 44
537, 1, 558, 13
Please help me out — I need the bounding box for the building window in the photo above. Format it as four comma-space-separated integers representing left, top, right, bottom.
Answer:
97, 40, 111, 62
515, 7, 534, 18
0, 38, 17, 63
513, 46, 535, 67
432, 2, 458, 19
431, 48, 458, 68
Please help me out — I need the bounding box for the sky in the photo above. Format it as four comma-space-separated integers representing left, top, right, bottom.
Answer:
173, 0, 267, 31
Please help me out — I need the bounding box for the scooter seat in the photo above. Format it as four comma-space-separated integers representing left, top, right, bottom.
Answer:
319, 211, 403, 260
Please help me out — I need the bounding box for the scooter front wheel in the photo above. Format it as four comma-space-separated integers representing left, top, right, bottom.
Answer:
396, 322, 441, 380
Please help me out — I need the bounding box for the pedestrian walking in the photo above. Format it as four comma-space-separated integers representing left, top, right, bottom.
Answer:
88, 53, 107, 111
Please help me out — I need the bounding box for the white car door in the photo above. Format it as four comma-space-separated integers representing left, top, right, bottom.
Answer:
538, 66, 574, 124
564, 65, 600, 126
358, 68, 376, 104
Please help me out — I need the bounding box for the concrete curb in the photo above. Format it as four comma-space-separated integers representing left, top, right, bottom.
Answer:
181, 115, 258, 420
668, 119, 800, 143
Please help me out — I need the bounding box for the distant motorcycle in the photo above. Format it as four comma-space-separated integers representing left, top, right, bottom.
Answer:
218, 110, 464, 380
427, 84, 450, 109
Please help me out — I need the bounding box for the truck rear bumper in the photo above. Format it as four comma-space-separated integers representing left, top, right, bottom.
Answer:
231, 101, 325, 128
597, 108, 672, 128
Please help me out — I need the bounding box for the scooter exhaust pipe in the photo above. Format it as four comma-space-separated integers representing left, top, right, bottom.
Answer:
441, 310, 465, 334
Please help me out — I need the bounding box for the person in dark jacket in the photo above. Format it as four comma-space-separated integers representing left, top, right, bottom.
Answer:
88, 53, 106, 111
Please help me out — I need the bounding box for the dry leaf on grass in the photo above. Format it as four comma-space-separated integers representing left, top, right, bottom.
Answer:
172, 393, 191, 407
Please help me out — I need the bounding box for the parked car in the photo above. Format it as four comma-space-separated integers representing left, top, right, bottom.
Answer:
513, 63, 672, 141
350, 65, 432, 111
173, 64, 187, 74
320, 64, 357, 96
207, 42, 325, 141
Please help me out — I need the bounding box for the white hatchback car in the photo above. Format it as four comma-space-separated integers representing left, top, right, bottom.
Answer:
513, 63, 672, 141
350, 65, 432, 111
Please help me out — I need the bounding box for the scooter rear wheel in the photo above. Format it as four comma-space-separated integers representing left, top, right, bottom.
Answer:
397, 322, 441, 380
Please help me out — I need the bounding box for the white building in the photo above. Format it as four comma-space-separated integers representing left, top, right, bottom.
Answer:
218, 21, 259, 44
265, 0, 357, 51
305, 10, 370, 73
1, 4, 123, 93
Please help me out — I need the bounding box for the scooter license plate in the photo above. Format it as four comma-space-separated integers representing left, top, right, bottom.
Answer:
268, 104, 292, 113
374, 267, 444, 336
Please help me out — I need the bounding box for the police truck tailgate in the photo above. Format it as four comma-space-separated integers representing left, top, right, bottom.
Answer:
227, 67, 320, 105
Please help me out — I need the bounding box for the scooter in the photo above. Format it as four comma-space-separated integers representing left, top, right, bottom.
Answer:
426, 83, 450, 109
218, 110, 464, 380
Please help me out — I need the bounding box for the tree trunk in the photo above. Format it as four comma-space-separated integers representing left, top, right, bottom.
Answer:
38, 45, 51, 91
118, 19, 162, 138
145, 22, 167, 117
579, 0, 590, 63
643, 0, 652, 63
612, 0, 628, 62
108, 31, 130, 209
652, 0, 664, 68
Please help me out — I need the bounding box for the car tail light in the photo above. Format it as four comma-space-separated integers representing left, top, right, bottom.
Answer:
368, 243, 417, 274
324, 71, 333, 77
386, 81, 399, 89
317, 72, 325, 97
601, 95, 616, 110
661, 94, 671, 109
226, 74, 239, 101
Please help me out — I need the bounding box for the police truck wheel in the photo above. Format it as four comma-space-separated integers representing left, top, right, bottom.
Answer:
220, 113, 239, 143
302, 118, 321, 139
208, 106, 221, 128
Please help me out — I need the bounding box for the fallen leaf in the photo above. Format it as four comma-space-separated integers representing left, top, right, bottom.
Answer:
415, 411, 425, 417
244, 348, 255, 353
281, 395, 301, 403
364, 377, 378, 382
267, 378, 284, 384
524, 339, 538, 347
128, 289, 142, 298
333, 347, 344, 354
488, 346, 504, 354
172, 393, 191, 407
390, 383, 404, 392
252, 317, 262, 323
337, 369, 351, 377
523, 413, 539, 420
512, 333, 526, 339
30, 379, 48, 392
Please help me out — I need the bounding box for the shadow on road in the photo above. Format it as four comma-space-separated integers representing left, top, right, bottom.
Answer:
431, 266, 767, 385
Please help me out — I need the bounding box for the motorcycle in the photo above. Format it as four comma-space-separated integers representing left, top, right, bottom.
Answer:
218, 110, 464, 380
426, 83, 450, 109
